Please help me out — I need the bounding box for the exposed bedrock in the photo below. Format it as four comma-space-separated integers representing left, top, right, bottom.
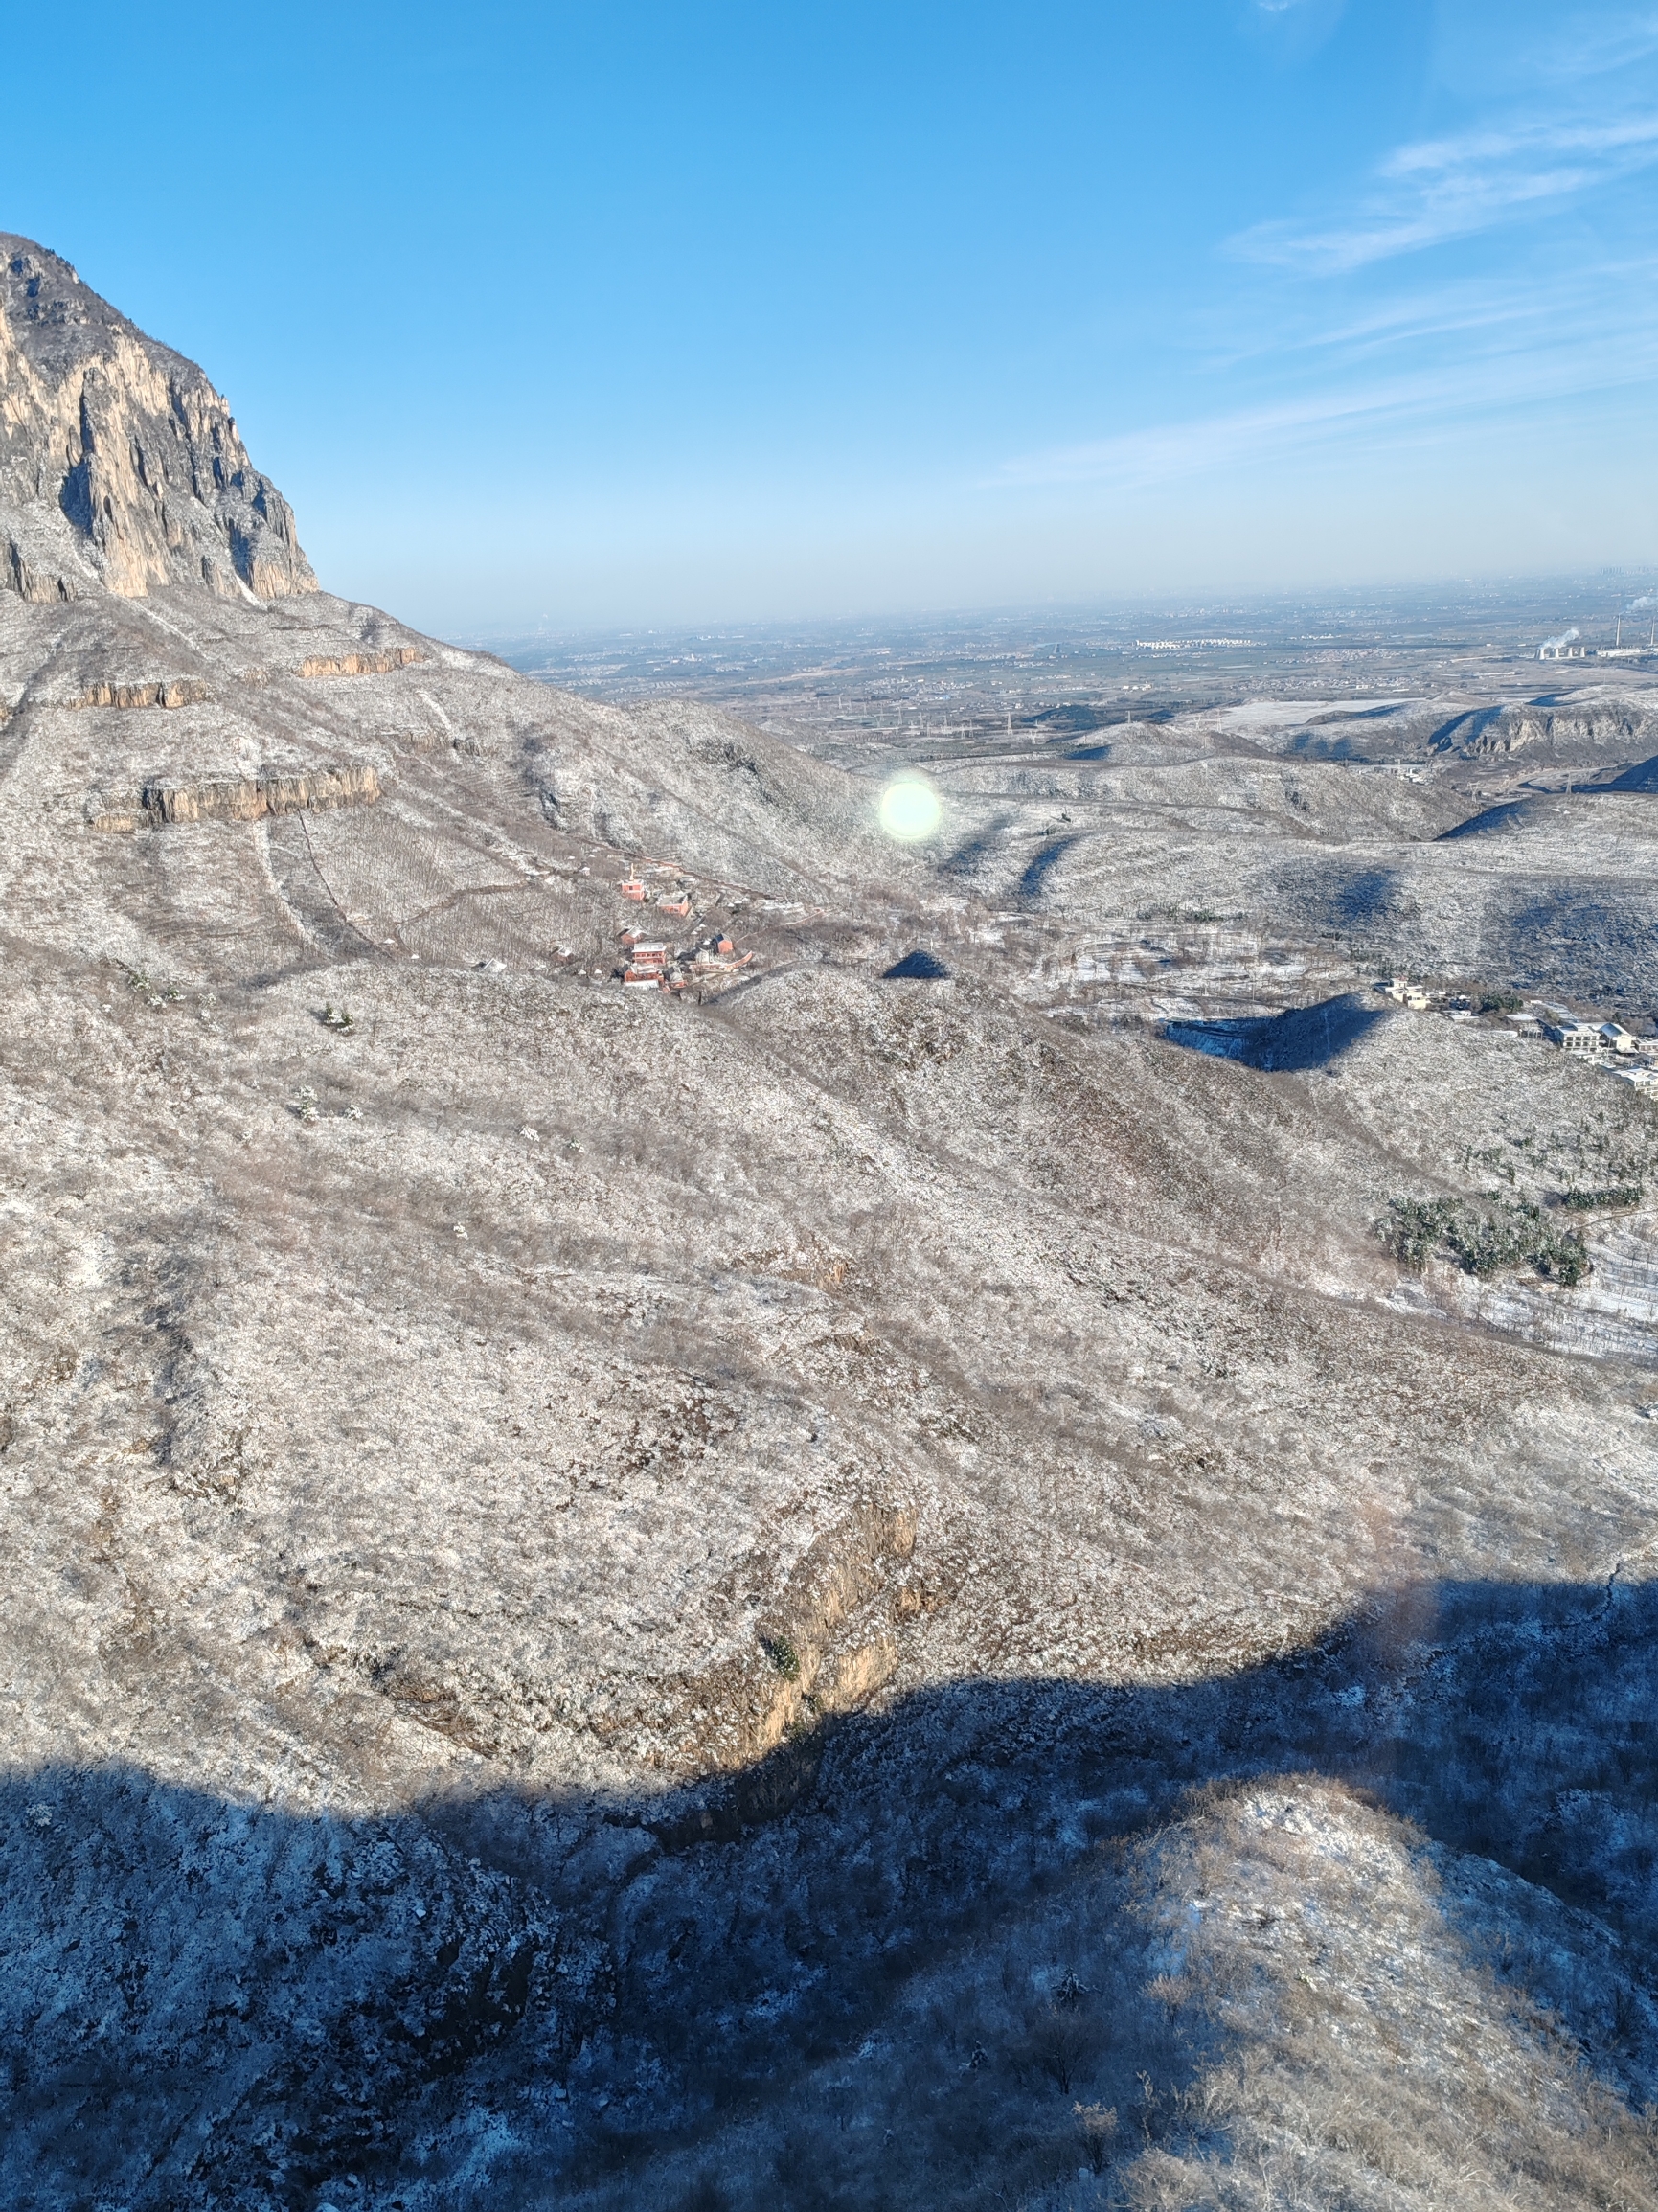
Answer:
87, 760, 382, 831
0, 234, 316, 604
73, 676, 210, 709
1430, 698, 1658, 761
299, 648, 424, 678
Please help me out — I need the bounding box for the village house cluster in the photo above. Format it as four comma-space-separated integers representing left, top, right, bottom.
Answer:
615, 863, 753, 993
1381, 976, 1658, 1089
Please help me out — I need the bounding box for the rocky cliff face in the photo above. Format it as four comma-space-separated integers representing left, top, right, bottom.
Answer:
0, 235, 316, 604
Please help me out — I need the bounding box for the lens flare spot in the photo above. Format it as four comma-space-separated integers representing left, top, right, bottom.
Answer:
878, 777, 942, 843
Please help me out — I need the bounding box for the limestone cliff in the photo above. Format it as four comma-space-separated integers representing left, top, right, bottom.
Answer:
0, 235, 316, 604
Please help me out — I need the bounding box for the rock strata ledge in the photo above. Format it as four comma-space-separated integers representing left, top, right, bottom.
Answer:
86, 761, 381, 830
74, 678, 211, 710
298, 648, 423, 678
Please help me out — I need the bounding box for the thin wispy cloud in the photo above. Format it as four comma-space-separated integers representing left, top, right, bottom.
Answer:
990, 8, 1658, 524
994, 387, 1420, 492
1537, 9, 1658, 81
1233, 111, 1658, 271
1231, 10, 1658, 271
1231, 250, 1658, 371
990, 307, 1658, 491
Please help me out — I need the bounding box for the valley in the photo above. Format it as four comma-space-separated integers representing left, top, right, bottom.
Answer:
3, 232, 1658, 2212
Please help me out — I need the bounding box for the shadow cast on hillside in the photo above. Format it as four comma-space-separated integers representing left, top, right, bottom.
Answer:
6, 1571, 1658, 2207
1438, 797, 1538, 841
1019, 832, 1082, 900
1165, 990, 1389, 1071
1441, 782, 1658, 831
1600, 754, 1658, 793
880, 948, 951, 981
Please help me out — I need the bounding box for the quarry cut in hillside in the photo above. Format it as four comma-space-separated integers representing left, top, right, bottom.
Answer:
4, 237, 1658, 2212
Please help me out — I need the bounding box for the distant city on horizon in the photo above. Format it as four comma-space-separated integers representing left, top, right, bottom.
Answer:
465, 571, 1658, 762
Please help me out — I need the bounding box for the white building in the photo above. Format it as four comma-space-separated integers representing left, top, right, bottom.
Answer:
1544, 1018, 1601, 1055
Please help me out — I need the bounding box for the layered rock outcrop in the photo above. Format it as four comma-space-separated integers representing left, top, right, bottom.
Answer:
74, 676, 210, 709
0, 235, 316, 604
86, 759, 381, 831
299, 647, 422, 678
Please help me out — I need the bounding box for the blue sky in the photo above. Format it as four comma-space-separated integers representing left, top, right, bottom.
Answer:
8, 1, 1657, 627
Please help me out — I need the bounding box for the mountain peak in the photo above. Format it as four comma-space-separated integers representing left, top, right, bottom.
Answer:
0, 234, 316, 604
